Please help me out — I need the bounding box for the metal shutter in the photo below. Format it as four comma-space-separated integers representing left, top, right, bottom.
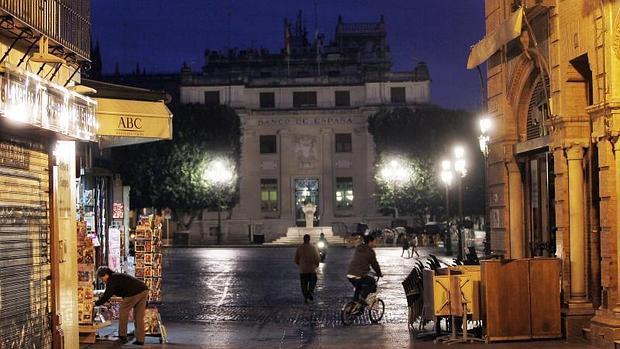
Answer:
0, 136, 52, 349
526, 77, 550, 141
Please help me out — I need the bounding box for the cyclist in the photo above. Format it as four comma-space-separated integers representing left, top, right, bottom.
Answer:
346, 234, 383, 306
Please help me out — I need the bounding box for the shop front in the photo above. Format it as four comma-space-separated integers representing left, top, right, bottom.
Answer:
83, 78, 172, 272
71, 79, 172, 344
0, 64, 97, 349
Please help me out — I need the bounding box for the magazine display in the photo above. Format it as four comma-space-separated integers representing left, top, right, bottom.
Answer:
134, 216, 163, 302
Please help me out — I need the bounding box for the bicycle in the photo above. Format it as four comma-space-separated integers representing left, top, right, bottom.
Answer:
340, 276, 385, 325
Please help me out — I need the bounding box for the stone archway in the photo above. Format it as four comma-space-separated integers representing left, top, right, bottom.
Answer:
507, 56, 544, 143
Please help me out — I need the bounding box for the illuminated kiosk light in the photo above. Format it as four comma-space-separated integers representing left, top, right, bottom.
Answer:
54, 141, 75, 164
0, 64, 98, 141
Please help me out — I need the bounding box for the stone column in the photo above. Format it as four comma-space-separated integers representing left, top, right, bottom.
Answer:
566, 144, 587, 302
507, 161, 524, 259
278, 129, 292, 222
320, 128, 334, 225
237, 129, 256, 219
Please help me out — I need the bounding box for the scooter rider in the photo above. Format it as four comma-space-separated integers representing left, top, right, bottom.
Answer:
346, 234, 382, 305
317, 232, 328, 261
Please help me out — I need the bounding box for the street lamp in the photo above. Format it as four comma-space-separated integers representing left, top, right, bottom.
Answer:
479, 116, 492, 255
440, 160, 454, 256
379, 158, 411, 219
453, 146, 467, 260
203, 158, 235, 245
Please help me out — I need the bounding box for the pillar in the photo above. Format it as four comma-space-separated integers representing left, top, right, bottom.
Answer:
320, 128, 334, 224
566, 144, 586, 303
508, 161, 524, 259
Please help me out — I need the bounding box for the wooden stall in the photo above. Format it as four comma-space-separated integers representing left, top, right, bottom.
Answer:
481, 258, 561, 342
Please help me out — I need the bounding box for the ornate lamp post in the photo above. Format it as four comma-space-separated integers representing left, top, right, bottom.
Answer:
440, 160, 454, 256
453, 146, 468, 260
478, 117, 491, 256
203, 159, 234, 245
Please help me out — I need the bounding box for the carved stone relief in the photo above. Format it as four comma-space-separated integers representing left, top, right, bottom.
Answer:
294, 135, 318, 169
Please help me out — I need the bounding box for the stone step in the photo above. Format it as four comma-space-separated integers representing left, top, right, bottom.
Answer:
266, 226, 348, 245
272, 238, 344, 244
267, 237, 346, 245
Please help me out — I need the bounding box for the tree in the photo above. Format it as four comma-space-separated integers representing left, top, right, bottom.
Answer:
112, 103, 241, 230
375, 155, 440, 226
368, 105, 483, 223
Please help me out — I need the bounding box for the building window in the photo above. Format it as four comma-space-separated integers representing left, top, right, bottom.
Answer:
204, 91, 220, 105
335, 133, 352, 153
335, 90, 351, 107
390, 87, 406, 104
293, 91, 317, 108
260, 92, 275, 108
335, 177, 354, 209
259, 135, 277, 154
261, 179, 278, 212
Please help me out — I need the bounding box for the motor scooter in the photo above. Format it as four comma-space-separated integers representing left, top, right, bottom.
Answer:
317, 240, 327, 262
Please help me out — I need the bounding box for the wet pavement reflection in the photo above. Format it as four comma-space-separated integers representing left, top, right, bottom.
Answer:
159, 246, 430, 326
84, 246, 596, 348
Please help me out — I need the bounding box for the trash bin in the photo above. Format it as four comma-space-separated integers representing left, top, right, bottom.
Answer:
253, 234, 265, 244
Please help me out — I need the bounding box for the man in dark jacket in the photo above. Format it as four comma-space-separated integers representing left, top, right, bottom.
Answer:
294, 234, 321, 303
95, 266, 148, 345
346, 234, 382, 304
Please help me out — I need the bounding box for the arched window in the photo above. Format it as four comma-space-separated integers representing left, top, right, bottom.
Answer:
526, 76, 550, 140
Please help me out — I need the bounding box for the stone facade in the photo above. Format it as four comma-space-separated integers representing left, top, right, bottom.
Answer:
178, 14, 431, 244
481, 0, 620, 346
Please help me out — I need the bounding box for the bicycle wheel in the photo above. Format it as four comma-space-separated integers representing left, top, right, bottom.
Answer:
368, 298, 385, 323
341, 301, 357, 325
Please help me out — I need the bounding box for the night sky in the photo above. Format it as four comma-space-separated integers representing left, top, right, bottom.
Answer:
92, 0, 485, 110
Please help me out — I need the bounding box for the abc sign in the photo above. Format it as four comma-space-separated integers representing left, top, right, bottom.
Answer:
117, 117, 143, 130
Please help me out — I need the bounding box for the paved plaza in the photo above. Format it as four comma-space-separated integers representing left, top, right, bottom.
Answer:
80, 246, 595, 349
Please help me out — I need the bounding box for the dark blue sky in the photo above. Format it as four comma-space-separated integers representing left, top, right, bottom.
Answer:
92, 1, 485, 110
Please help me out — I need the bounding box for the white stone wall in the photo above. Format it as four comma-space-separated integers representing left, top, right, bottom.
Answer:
180, 78, 429, 243
181, 80, 430, 107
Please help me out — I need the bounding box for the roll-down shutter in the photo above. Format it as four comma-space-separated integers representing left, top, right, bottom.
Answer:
0, 136, 52, 349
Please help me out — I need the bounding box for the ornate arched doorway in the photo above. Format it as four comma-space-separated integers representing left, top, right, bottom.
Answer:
516, 74, 556, 257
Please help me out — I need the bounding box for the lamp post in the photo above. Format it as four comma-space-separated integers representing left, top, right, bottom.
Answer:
479, 117, 491, 256
203, 159, 234, 245
453, 146, 468, 260
379, 158, 411, 220
440, 160, 454, 256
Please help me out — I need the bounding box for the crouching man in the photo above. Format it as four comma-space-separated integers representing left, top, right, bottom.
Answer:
95, 266, 148, 345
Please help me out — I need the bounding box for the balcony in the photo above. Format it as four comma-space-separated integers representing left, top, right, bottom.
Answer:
0, 0, 90, 60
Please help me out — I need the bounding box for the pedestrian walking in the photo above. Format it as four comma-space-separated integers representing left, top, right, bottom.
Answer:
411, 235, 420, 257
294, 234, 321, 304
401, 237, 411, 258
95, 266, 148, 345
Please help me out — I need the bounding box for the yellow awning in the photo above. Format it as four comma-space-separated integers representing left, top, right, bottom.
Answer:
96, 98, 173, 139
467, 7, 523, 69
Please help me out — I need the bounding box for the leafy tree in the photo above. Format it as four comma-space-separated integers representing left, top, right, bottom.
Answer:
112, 103, 241, 229
374, 155, 440, 226
368, 105, 483, 223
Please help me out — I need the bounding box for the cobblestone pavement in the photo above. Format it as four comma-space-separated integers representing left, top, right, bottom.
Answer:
159, 246, 435, 326
80, 246, 595, 348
